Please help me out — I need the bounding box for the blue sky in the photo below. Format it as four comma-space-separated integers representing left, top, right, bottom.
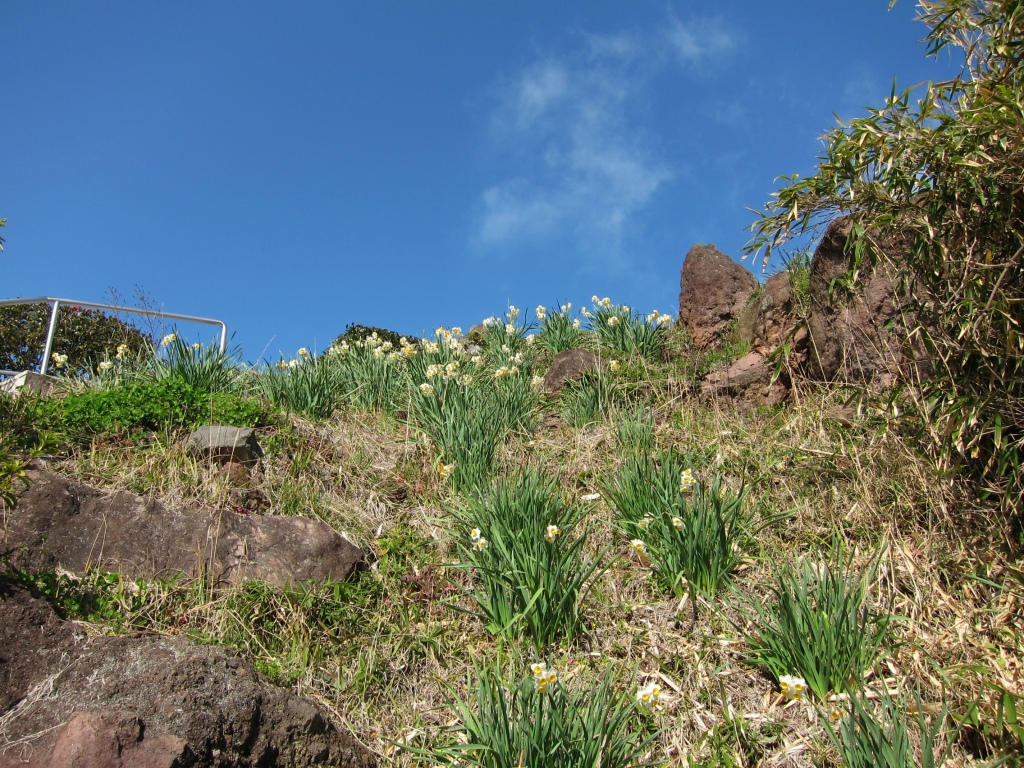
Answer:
1, 2, 960, 362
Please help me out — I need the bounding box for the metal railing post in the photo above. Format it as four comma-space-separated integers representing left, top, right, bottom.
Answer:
39, 300, 61, 376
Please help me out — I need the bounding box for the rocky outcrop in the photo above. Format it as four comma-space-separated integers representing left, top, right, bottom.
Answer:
0, 577, 375, 767
805, 218, 924, 384
543, 349, 600, 394
4, 471, 365, 588
736, 272, 797, 354
678, 244, 759, 350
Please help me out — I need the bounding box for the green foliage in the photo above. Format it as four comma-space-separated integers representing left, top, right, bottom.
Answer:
0, 302, 151, 374
450, 470, 610, 649
153, 335, 243, 394
332, 322, 406, 350
560, 371, 619, 428
256, 356, 341, 420
414, 361, 536, 492
602, 452, 757, 599
613, 405, 656, 456
409, 665, 658, 767
734, 546, 892, 701
826, 688, 955, 768
585, 298, 672, 360
36, 378, 264, 439
536, 302, 585, 354
747, 0, 1024, 519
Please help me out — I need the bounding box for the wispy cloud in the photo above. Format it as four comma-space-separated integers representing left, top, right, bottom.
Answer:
472, 13, 737, 265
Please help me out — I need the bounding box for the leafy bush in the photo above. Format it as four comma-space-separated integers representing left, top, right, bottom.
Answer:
331, 322, 406, 350
450, 470, 609, 649
735, 546, 892, 701
0, 302, 151, 374
36, 378, 264, 439
410, 665, 658, 767
748, 0, 1024, 520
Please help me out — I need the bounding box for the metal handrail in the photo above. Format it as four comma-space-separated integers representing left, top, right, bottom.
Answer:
0, 297, 228, 376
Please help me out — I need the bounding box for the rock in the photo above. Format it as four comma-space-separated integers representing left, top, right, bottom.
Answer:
4, 471, 365, 587
805, 218, 924, 384
44, 711, 188, 768
736, 272, 796, 353
702, 352, 773, 391
0, 577, 376, 768
700, 352, 790, 410
188, 426, 264, 466
678, 244, 759, 350
543, 349, 600, 394
0, 371, 60, 398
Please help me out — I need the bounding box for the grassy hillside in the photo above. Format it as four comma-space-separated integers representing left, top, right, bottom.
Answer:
2, 300, 1020, 767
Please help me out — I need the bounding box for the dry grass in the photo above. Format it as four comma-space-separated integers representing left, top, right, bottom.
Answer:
26, 363, 1024, 767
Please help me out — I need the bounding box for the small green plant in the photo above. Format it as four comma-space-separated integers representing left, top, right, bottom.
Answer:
613, 404, 656, 455
535, 302, 584, 354
152, 334, 243, 393
826, 687, 955, 768
450, 469, 610, 649
325, 333, 409, 412
560, 370, 618, 427
603, 452, 759, 599
585, 297, 672, 359
734, 545, 892, 701
256, 355, 341, 420
415, 364, 536, 491
408, 664, 659, 767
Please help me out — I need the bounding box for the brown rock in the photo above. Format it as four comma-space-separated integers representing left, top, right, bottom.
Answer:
678, 244, 758, 349
736, 272, 796, 352
543, 349, 600, 394
4, 471, 365, 587
805, 218, 924, 383
702, 352, 773, 391
0, 578, 375, 768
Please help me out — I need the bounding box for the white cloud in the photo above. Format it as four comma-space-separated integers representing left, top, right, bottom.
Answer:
473, 13, 737, 263
666, 16, 736, 65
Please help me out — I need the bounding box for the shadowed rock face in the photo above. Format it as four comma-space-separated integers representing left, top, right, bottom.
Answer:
0, 577, 376, 768
805, 218, 925, 384
4, 471, 365, 588
678, 244, 759, 350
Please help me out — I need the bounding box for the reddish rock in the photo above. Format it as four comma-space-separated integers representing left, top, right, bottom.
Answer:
678, 244, 759, 349
736, 272, 796, 353
4, 471, 365, 587
43, 711, 187, 768
0, 577, 375, 768
543, 349, 600, 394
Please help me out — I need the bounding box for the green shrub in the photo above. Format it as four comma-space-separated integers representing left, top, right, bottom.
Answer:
0, 303, 151, 374
332, 322, 406, 350
37, 378, 264, 439
410, 665, 659, 768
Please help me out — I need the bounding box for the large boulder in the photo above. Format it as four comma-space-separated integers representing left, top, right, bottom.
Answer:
4, 471, 365, 587
736, 272, 797, 353
805, 218, 924, 384
678, 244, 759, 350
0, 577, 375, 767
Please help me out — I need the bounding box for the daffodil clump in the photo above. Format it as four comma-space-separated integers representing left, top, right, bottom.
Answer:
535, 301, 584, 354
585, 296, 671, 359
603, 450, 757, 599
452, 470, 609, 648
